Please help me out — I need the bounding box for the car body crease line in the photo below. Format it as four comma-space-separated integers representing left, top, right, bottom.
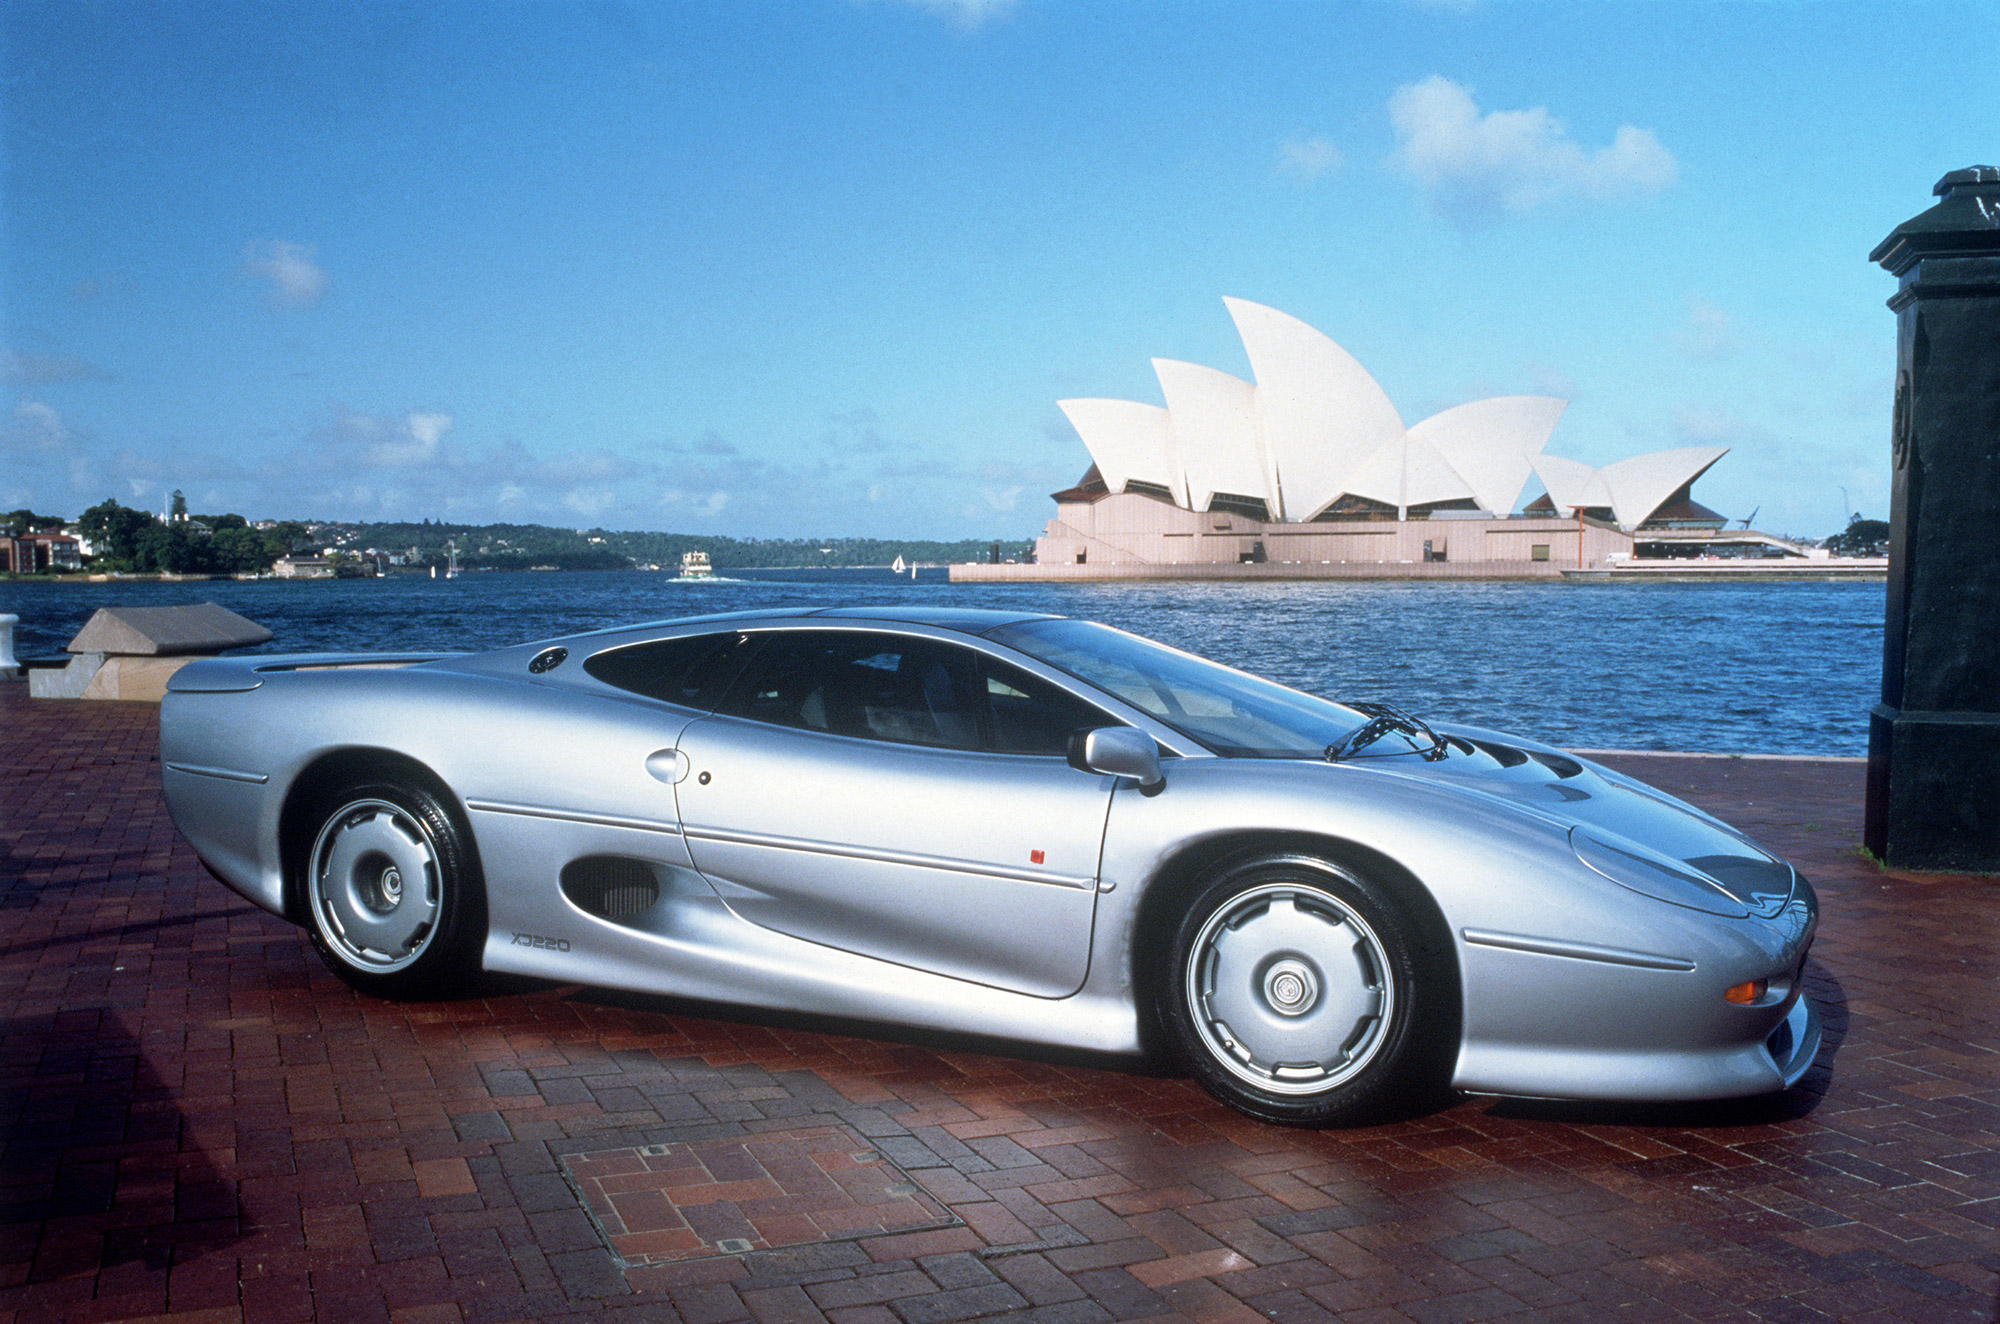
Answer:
162, 761, 270, 785
1461, 928, 1698, 971
466, 799, 684, 837
682, 823, 1097, 890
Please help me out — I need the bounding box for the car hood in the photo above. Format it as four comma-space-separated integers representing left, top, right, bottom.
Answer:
1350, 724, 1798, 918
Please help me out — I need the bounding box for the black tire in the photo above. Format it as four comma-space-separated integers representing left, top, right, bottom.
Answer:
1161, 854, 1445, 1126
302, 781, 485, 999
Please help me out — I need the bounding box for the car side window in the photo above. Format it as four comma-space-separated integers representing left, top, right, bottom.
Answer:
977, 655, 1116, 755
720, 632, 982, 751
583, 632, 753, 709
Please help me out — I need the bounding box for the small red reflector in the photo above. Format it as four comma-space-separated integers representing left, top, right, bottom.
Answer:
1725, 979, 1767, 1005
1030, 850, 1045, 864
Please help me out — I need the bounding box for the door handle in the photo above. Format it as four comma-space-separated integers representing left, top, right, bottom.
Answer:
645, 749, 691, 784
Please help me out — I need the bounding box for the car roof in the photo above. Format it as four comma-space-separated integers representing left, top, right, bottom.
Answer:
803, 605, 1056, 632
512, 605, 1058, 655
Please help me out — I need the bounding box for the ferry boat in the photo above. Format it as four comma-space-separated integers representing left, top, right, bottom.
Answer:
678, 550, 714, 580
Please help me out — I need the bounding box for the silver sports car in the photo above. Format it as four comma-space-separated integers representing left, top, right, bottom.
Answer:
160, 606, 1819, 1125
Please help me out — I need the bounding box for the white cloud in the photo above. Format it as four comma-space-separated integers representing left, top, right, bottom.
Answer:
4, 347, 111, 383
657, 488, 732, 516
327, 409, 455, 466
885, 0, 1014, 28
1277, 135, 1345, 183
981, 484, 1024, 511
821, 408, 893, 454
1527, 364, 1579, 399
1388, 76, 1678, 225
1677, 294, 1739, 360
403, 412, 453, 460
12, 400, 68, 450
1673, 404, 1753, 445
562, 487, 617, 518
243, 239, 329, 305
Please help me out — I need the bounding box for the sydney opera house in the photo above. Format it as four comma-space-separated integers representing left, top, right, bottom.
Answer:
958, 299, 1818, 581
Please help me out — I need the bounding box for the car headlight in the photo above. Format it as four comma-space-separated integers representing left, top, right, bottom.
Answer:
1569, 826, 1751, 918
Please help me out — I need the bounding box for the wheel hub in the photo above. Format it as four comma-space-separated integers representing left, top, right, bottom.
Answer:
1263, 958, 1318, 1016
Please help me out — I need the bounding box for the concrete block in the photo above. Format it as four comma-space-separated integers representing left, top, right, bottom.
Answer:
67, 602, 271, 656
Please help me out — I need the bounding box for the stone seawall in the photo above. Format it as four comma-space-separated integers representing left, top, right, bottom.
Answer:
950, 559, 1567, 583
953, 558, 1889, 583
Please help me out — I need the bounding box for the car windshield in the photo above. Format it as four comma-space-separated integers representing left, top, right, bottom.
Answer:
987, 619, 1366, 758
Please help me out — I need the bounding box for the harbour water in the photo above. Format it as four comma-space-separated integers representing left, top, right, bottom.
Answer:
1, 570, 1884, 756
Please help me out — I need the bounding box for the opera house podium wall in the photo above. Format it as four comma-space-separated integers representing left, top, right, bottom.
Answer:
951, 491, 1631, 582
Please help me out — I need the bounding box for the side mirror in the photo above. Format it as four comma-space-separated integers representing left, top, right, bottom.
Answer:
1067, 726, 1165, 792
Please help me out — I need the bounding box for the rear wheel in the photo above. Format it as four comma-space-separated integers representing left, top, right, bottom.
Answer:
1161, 855, 1442, 1125
304, 781, 484, 998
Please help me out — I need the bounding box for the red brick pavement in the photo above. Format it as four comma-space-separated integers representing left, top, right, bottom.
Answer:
2, 684, 1996, 1324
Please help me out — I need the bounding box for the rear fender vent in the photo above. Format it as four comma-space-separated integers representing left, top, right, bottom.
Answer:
1525, 749, 1585, 779
560, 857, 662, 922
1468, 739, 1529, 769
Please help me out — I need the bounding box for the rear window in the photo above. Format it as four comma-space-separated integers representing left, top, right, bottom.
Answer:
584, 632, 752, 709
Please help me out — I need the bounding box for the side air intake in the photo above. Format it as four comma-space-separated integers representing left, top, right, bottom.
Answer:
560, 857, 662, 922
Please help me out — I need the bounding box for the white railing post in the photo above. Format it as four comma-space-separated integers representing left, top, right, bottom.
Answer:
0, 614, 19, 674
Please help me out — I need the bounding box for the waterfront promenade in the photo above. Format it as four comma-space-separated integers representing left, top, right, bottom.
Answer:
2, 686, 1996, 1323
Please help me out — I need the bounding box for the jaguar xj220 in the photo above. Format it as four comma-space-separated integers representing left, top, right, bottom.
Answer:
160, 606, 1819, 1125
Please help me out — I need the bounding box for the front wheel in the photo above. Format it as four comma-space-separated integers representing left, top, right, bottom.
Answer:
1161, 856, 1443, 1125
304, 782, 484, 999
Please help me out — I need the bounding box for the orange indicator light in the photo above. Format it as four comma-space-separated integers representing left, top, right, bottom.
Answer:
1030, 850, 1045, 864
1725, 979, 1767, 1005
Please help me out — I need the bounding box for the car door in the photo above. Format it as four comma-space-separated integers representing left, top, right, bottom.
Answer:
672, 628, 1118, 998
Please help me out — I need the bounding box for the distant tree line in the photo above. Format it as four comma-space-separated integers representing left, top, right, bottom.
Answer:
77, 497, 308, 575
340, 519, 1030, 570
11, 501, 1030, 576
5, 509, 72, 536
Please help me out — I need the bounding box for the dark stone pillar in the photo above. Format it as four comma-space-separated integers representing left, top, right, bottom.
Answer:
1864, 166, 2000, 870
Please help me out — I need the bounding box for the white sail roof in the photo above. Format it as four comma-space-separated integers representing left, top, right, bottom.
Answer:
1051, 298, 1727, 531
1406, 396, 1566, 516
1224, 297, 1406, 521
1530, 454, 1607, 515
1055, 398, 1187, 506
1596, 447, 1727, 530
1531, 447, 1727, 529
1151, 359, 1270, 514
1341, 435, 1478, 514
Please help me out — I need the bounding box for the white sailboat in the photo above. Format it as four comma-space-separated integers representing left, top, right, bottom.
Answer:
891, 554, 906, 575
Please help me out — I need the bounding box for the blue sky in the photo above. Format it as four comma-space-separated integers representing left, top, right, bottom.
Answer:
5, 1, 1994, 540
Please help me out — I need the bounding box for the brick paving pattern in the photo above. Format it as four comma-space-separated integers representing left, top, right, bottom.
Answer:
563, 1126, 957, 1266
1, 683, 1996, 1323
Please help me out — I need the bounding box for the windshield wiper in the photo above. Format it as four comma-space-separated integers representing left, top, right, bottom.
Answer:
1325, 702, 1449, 763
